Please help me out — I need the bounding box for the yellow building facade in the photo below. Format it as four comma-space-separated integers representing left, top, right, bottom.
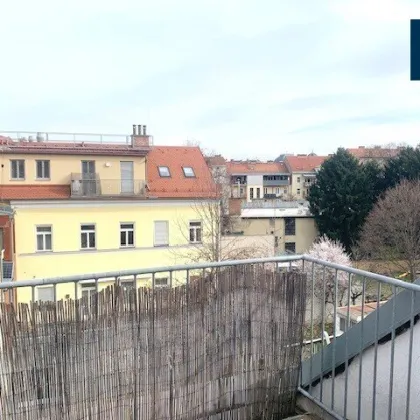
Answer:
13, 200, 214, 302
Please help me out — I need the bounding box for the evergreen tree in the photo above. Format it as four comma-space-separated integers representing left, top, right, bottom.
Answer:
308, 148, 382, 253
383, 146, 420, 190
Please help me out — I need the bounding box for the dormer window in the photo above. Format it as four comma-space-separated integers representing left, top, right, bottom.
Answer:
183, 167, 195, 178
158, 166, 171, 177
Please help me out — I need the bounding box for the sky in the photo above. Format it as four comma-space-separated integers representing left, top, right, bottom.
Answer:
1, 0, 420, 160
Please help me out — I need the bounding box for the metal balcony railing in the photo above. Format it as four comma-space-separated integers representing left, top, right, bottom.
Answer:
242, 199, 309, 209
0, 255, 419, 419
70, 174, 146, 197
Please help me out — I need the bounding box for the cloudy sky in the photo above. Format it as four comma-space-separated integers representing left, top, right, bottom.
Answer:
1, 0, 420, 159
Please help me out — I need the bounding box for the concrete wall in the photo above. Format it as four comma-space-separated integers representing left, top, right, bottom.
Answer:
238, 217, 317, 254
311, 322, 420, 420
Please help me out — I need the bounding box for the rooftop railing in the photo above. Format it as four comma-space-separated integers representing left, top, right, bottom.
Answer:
0, 130, 153, 145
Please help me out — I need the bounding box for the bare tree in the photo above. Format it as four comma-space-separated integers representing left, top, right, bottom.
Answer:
358, 179, 420, 281
173, 198, 274, 265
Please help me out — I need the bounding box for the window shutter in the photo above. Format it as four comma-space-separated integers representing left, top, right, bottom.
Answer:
154, 221, 168, 246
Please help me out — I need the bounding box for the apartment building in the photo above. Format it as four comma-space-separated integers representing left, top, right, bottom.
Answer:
284, 155, 327, 199
238, 200, 318, 254
347, 145, 401, 166
227, 160, 291, 201
0, 126, 218, 303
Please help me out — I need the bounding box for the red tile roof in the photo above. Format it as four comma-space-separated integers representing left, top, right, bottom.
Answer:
205, 155, 226, 166
146, 146, 218, 199
347, 146, 401, 159
0, 185, 70, 200
284, 155, 328, 172
227, 161, 288, 174
0, 137, 149, 157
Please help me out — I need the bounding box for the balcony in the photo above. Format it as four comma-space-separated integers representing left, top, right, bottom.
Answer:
1, 256, 419, 419
263, 179, 290, 186
70, 173, 146, 198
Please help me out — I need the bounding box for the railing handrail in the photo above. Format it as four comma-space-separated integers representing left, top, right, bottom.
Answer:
2, 255, 303, 289
302, 255, 420, 292
6, 254, 420, 292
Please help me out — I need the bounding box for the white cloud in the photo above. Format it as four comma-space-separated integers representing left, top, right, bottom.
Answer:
0, 0, 419, 159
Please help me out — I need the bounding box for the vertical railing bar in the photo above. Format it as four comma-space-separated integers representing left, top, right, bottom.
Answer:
74, 281, 78, 300
32, 285, 35, 304
331, 269, 338, 410
357, 277, 366, 420
343, 272, 351, 419
372, 282, 381, 420
309, 262, 315, 394
388, 285, 396, 420
405, 290, 415, 420
169, 270, 173, 288
320, 265, 326, 402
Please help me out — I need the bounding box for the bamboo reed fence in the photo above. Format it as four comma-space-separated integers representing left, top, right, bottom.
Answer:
0, 265, 306, 419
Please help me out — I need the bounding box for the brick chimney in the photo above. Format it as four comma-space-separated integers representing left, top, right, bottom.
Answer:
131, 124, 150, 148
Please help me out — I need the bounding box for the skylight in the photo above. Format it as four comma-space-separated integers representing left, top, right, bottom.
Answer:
183, 167, 195, 177
158, 166, 171, 177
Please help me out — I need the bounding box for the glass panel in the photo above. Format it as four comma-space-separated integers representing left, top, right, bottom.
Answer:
37, 226, 51, 233
81, 224, 95, 231
45, 234, 52, 250
81, 233, 88, 248
196, 228, 202, 242
120, 231, 126, 246
37, 235, 44, 251
44, 161, 50, 178
128, 231, 134, 245
88, 233, 96, 248
36, 161, 43, 178
158, 166, 170, 177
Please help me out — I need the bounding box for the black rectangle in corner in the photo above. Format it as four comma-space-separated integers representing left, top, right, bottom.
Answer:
410, 19, 420, 80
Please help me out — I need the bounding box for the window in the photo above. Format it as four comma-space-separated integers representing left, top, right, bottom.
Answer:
284, 218, 296, 236
158, 166, 171, 177
155, 277, 169, 287
154, 221, 169, 246
297, 188, 301, 195
297, 177, 301, 183
285, 242, 296, 253
182, 167, 195, 177
36, 226, 52, 251
250, 188, 254, 199
276, 188, 280, 194
37, 286, 55, 302
36, 160, 50, 179
274, 236, 279, 248
120, 279, 135, 292
189, 221, 202, 243
11, 160, 25, 180
81, 224, 96, 249
120, 223, 134, 247
256, 188, 260, 198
